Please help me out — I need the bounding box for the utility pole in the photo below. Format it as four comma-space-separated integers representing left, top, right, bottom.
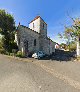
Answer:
48, 36, 50, 55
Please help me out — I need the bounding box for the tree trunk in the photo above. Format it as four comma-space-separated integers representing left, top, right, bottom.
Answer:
77, 37, 80, 56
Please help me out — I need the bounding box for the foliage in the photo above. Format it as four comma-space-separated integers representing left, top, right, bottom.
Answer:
0, 49, 6, 54
10, 53, 14, 56
0, 36, 3, 49
58, 18, 80, 40
69, 41, 76, 51
0, 9, 16, 53
16, 51, 23, 57
58, 18, 80, 51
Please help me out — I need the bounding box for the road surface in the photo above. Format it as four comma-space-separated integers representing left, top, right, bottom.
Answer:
0, 54, 80, 92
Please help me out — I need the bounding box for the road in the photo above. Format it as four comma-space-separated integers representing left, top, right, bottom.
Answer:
0, 54, 80, 92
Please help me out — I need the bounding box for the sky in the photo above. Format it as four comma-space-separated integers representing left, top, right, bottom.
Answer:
0, 0, 80, 43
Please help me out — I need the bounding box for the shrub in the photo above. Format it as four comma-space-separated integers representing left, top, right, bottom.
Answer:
16, 51, 23, 57
12, 49, 17, 53
0, 49, 6, 54
10, 53, 14, 56
5, 51, 10, 55
69, 43, 76, 51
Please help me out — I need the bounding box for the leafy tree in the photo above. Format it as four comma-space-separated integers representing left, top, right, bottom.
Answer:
0, 36, 3, 49
58, 18, 80, 55
58, 27, 74, 51
0, 9, 16, 52
69, 41, 76, 51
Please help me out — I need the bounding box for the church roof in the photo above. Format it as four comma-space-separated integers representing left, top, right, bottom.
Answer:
18, 25, 40, 35
30, 16, 40, 23
29, 16, 47, 25
47, 37, 55, 43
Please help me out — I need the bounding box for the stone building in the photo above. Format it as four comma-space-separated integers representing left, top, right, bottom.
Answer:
15, 16, 55, 56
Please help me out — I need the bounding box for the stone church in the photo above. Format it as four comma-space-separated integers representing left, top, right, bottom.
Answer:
15, 16, 55, 56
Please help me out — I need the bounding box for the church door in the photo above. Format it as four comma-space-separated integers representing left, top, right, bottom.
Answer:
24, 40, 28, 56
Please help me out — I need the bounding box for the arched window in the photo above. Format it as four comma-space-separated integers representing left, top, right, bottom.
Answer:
34, 39, 36, 46
18, 38, 20, 45
43, 23, 44, 29
33, 23, 34, 28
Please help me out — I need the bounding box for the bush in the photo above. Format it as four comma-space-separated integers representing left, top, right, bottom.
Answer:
5, 51, 10, 55
69, 44, 76, 51
10, 53, 14, 56
0, 49, 6, 54
16, 51, 23, 57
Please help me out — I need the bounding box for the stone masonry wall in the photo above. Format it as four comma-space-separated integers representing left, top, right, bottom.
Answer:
16, 16, 55, 56
29, 18, 40, 33
40, 18, 47, 38
17, 25, 40, 55
41, 38, 55, 55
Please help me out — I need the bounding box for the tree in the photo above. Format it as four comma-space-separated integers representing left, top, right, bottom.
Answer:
58, 27, 74, 51
0, 9, 16, 52
69, 41, 76, 51
58, 18, 80, 56
0, 36, 3, 49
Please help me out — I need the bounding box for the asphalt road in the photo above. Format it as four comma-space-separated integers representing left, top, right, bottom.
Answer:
0, 54, 80, 92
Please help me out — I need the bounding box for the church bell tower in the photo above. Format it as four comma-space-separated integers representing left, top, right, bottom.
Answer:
29, 16, 47, 38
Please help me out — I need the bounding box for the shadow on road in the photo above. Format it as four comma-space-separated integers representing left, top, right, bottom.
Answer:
39, 49, 76, 62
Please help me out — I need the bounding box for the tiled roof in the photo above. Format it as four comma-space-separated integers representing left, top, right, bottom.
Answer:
30, 16, 40, 23
18, 25, 40, 35
29, 16, 47, 25
47, 37, 55, 43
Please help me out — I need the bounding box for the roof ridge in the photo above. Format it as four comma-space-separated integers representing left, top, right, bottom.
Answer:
29, 16, 40, 23
19, 25, 40, 35
29, 16, 47, 25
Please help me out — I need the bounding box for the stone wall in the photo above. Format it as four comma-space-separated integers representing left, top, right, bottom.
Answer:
29, 17, 40, 33
29, 17, 47, 38
42, 38, 55, 55
40, 18, 47, 38
17, 25, 40, 55
16, 25, 55, 55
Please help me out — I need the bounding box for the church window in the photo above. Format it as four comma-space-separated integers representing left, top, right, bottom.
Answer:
79, 37, 80, 41
34, 39, 36, 46
33, 23, 34, 28
18, 38, 20, 45
43, 23, 44, 29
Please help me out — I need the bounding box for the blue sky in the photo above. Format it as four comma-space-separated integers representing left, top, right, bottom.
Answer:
0, 0, 80, 43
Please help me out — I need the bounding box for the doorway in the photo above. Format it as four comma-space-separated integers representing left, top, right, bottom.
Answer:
24, 40, 28, 56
